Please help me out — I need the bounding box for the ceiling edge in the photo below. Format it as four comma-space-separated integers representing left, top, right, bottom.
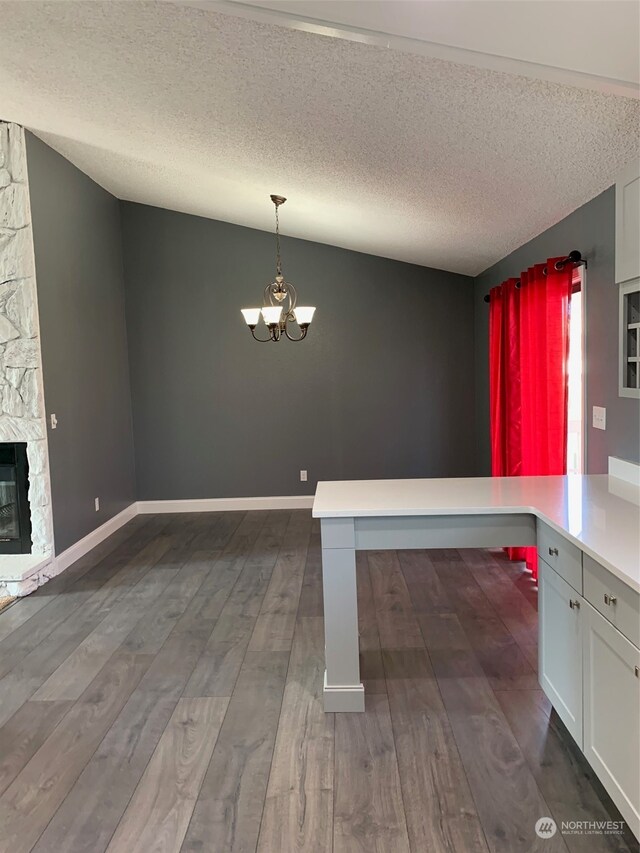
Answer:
171, 0, 639, 99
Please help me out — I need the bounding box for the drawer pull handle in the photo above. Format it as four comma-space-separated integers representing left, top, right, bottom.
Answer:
548, 547, 559, 557
603, 593, 617, 606
635, 666, 639, 679
569, 599, 580, 610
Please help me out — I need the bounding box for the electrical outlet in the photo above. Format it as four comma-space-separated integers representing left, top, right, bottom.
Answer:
592, 406, 606, 430
300, 470, 308, 482
95, 497, 100, 512
50, 413, 58, 430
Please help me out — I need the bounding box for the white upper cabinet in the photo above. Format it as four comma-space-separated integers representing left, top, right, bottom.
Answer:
616, 161, 640, 284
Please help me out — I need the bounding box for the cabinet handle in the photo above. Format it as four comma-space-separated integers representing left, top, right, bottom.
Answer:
635, 666, 639, 679
548, 547, 559, 557
603, 593, 617, 606
569, 599, 580, 610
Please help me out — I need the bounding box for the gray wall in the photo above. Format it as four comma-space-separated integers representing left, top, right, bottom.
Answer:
121, 203, 476, 500
474, 187, 640, 474
26, 134, 136, 552
25, 135, 634, 527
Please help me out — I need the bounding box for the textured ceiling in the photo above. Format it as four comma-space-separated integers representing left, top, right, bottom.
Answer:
0, 1, 638, 275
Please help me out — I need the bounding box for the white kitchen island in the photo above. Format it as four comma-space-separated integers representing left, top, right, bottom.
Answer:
313, 469, 640, 836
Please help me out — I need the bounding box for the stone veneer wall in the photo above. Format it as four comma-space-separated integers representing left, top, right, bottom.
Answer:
0, 121, 53, 556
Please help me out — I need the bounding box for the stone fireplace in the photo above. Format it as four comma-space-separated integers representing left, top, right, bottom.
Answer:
0, 121, 54, 591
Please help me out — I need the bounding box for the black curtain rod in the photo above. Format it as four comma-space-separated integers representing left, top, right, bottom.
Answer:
483, 250, 586, 303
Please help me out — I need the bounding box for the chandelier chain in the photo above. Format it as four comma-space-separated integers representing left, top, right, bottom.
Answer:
275, 203, 282, 277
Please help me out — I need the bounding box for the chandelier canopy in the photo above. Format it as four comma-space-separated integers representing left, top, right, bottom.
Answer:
241, 195, 316, 342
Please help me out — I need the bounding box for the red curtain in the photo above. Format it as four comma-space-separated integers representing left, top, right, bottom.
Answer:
489, 259, 573, 580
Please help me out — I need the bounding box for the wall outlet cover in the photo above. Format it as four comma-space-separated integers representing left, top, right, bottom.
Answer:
300, 470, 308, 482
592, 406, 606, 430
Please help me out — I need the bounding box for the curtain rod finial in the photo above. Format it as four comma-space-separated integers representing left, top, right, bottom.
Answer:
555, 250, 585, 271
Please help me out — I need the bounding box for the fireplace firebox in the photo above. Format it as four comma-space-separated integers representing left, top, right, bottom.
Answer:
0, 443, 32, 554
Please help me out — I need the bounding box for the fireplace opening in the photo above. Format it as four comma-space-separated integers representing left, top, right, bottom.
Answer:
0, 443, 32, 554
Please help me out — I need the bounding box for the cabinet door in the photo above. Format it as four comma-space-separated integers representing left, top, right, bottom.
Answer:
583, 602, 640, 838
616, 161, 640, 284
539, 559, 583, 746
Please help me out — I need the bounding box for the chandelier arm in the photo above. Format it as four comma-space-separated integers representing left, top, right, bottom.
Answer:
286, 281, 297, 311
249, 327, 273, 343
284, 323, 308, 342
264, 282, 275, 305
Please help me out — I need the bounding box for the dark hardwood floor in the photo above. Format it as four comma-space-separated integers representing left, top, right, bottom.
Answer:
0, 510, 636, 853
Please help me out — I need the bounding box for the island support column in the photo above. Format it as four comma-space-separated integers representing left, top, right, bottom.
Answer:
320, 517, 364, 711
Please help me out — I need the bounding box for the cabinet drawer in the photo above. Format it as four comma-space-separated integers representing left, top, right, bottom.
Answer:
537, 521, 582, 593
584, 554, 640, 648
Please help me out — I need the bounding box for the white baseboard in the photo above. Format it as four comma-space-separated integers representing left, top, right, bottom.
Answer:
55, 502, 139, 573
136, 495, 315, 513
608, 456, 640, 487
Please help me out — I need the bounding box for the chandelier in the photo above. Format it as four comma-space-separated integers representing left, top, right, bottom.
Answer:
241, 195, 316, 342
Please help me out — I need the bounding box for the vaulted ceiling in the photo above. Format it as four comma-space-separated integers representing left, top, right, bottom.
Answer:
0, 0, 638, 274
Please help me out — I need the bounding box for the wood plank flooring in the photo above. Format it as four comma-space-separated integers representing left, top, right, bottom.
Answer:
0, 511, 637, 853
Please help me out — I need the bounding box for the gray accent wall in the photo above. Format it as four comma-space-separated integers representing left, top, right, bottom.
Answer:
26, 134, 136, 553
474, 187, 640, 475
120, 202, 476, 500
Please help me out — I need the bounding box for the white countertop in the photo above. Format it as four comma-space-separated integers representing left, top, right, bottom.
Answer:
313, 475, 640, 593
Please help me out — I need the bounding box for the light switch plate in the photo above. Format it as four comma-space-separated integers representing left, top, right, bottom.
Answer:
592, 406, 606, 430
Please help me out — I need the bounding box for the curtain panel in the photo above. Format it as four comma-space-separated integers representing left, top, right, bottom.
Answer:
489, 259, 573, 579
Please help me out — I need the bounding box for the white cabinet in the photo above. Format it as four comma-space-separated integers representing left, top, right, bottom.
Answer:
616, 161, 640, 284
538, 550, 640, 839
539, 559, 583, 746
583, 601, 640, 838
616, 161, 640, 396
